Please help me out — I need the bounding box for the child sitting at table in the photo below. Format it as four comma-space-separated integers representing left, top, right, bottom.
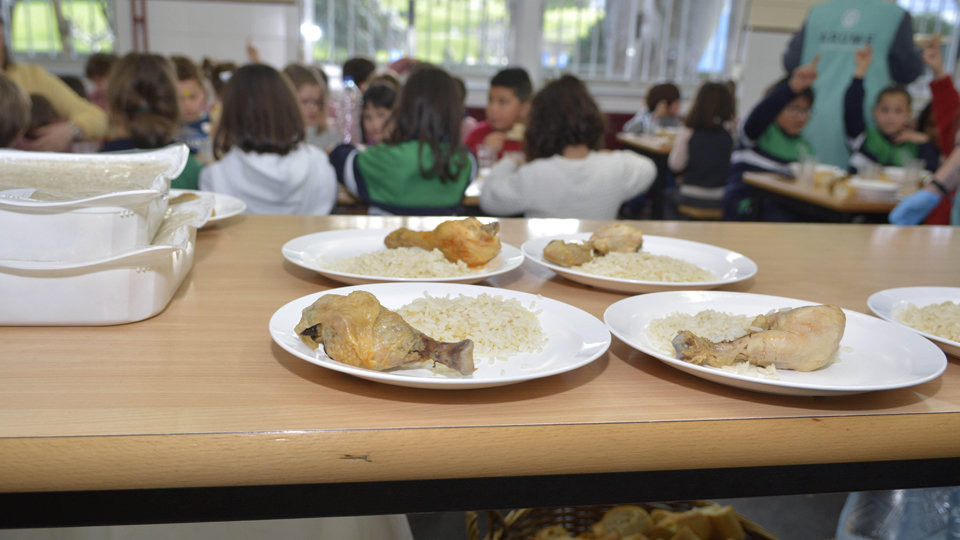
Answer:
844, 44, 938, 175
100, 53, 203, 190
623, 82, 682, 135
723, 57, 819, 221
171, 55, 212, 161
464, 67, 532, 162
329, 65, 476, 215
668, 81, 736, 215
360, 77, 399, 145
200, 63, 337, 215
478, 74, 655, 219
283, 63, 342, 152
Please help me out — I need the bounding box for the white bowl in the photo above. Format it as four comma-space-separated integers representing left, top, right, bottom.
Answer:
0, 207, 204, 326
0, 145, 189, 262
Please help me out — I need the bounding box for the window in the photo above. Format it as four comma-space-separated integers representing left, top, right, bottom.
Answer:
540, 0, 750, 85
304, 0, 749, 87
4, 0, 115, 56
304, 0, 509, 71
896, 0, 960, 96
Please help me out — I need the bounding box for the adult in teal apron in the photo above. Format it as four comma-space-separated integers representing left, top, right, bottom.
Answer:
783, 0, 923, 168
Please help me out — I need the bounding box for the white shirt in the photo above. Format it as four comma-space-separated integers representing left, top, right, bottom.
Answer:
200, 143, 337, 215
478, 150, 656, 219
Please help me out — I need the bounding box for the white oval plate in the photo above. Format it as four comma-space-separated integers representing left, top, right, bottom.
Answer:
604, 291, 947, 396
170, 189, 246, 225
868, 287, 960, 358
282, 229, 523, 285
269, 283, 611, 389
522, 234, 757, 293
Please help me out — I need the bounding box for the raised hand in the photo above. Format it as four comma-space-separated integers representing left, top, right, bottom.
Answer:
789, 55, 819, 93
854, 44, 873, 78
923, 35, 944, 78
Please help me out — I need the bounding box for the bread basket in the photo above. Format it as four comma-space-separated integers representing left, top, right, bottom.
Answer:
465, 500, 778, 540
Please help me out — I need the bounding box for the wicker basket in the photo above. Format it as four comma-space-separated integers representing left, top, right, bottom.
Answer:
465, 500, 778, 540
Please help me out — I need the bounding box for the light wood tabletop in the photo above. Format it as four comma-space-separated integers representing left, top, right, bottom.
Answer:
743, 171, 898, 214
617, 131, 674, 155
1, 215, 958, 525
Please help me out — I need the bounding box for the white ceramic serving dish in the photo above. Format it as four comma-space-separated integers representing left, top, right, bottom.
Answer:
0, 208, 203, 326
269, 282, 610, 389
281, 228, 524, 285
521, 234, 757, 293
604, 291, 947, 396
0, 145, 189, 262
868, 287, 960, 358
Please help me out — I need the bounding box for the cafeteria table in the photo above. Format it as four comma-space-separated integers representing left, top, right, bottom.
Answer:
1, 215, 958, 528
743, 171, 897, 222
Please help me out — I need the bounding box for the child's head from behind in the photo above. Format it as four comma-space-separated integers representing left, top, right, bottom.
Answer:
107, 52, 180, 148
362, 82, 398, 145
342, 57, 376, 89
485, 67, 532, 132
770, 77, 813, 137
84, 52, 116, 94
28, 94, 60, 135
282, 63, 325, 129
171, 55, 208, 124
525, 74, 605, 161
646, 83, 681, 116
684, 81, 735, 130
873, 86, 912, 137
0, 72, 29, 147
388, 65, 466, 182
214, 63, 304, 158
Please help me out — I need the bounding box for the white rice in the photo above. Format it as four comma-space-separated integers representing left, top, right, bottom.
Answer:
576, 251, 716, 282
894, 301, 960, 342
397, 293, 547, 361
646, 310, 778, 378
324, 247, 479, 278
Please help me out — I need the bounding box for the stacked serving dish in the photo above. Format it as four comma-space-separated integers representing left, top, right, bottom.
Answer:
0, 144, 212, 325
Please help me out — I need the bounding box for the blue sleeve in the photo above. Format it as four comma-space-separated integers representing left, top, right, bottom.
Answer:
782, 24, 805, 72
844, 78, 866, 139
742, 81, 795, 142
328, 143, 369, 201
888, 13, 924, 84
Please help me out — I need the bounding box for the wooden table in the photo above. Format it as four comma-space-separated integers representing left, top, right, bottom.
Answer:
2, 215, 959, 527
743, 172, 897, 220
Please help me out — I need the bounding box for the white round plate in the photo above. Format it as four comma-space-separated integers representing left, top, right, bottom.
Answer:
170, 189, 246, 224
522, 234, 757, 293
269, 282, 611, 389
604, 291, 947, 396
282, 229, 523, 285
868, 287, 960, 358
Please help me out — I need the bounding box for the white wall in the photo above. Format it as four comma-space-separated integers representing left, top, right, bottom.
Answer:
113, 1, 300, 67
737, 30, 795, 121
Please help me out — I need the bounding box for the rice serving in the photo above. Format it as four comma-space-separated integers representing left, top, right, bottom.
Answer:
894, 301, 960, 342
324, 247, 479, 278
577, 251, 716, 282
646, 310, 778, 378
397, 293, 547, 361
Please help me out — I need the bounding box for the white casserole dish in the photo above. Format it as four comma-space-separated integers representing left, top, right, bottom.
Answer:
0, 202, 208, 326
0, 145, 189, 262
